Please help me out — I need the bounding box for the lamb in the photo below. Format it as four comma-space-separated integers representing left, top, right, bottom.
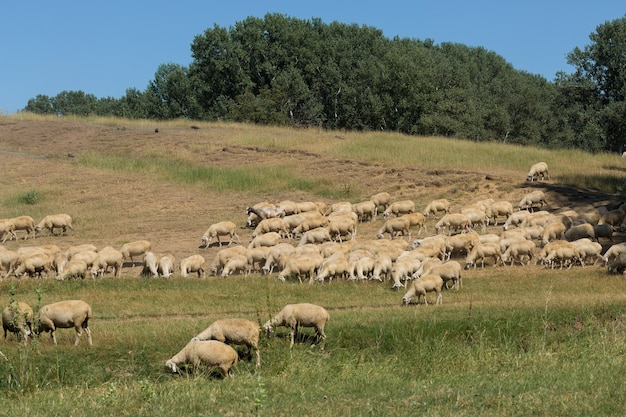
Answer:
211, 245, 247, 275
165, 340, 238, 377
352, 200, 377, 222
526, 162, 549, 182
34, 213, 74, 236
191, 318, 261, 368
501, 240, 537, 266
485, 201, 513, 226
564, 223, 595, 242
56, 259, 88, 280
7, 215, 35, 240
277, 254, 324, 284
435, 213, 471, 235
263, 303, 329, 349
221, 254, 249, 277
518, 191, 548, 211
423, 199, 451, 219
2, 301, 33, 344
428, 261, 463, 290
37, 300, 92, 346
201, 221, 240, 247
298, 227, 332, 246
248, 231, 282, 249
157, 253, 176, 278
252, 218, 288, 239
383, 200, 415, 218
0, 219, 17, 243
120, 240, 152, 265
401, 274, 444, 306
465, 243, 502, 269
180, 254, 207, 278
377, 217, 410, 239
371, 192, 392, 215
90, 246, 124, 278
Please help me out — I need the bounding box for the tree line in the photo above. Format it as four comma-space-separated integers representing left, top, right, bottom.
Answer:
23, 13, 626, 153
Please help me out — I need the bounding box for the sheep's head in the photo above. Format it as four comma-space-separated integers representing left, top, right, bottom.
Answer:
402, 296, 411, 306
262, 322, 274, 337
165, 360, 178, 373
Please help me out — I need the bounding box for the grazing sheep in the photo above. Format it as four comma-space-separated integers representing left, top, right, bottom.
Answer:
291, 216, 330, 238
465, 243, 502, 269
372, 253, 393, 282
593, 223, 615, 242
501, 240, 537, 266
157, 253, 176, 278
527, 162, 549, 182
352, 201, 377, 222
316, 256, 351, 282
0, 219, 17, 243
423, 199, 451, 219
277, 200, 300, 216
541, 222, 566, 245
298, 227, 332, 246
0, 248, 19, 278
120, 240, 152, 265
221, 254, 249, 277
599, 208, 626, 227
2, 301, 33, 344
327, 216, 357, 242
141, 251, 159, 277
383, 200, 416, 218
371, 192, 392, 215
390, 256, 422, 289
564, 223, 595, 242
252, 218, 289, 239
428, 261, 463, 290
246, 205, 285, 222
245, 246, 271, 274
277, 254, 324, 284
7, 216, 35, 240
192, 318, 261, 368
443, 231, 479, 260
245, 202, 277, 227
263, 303, 329, 349
411, 257, 443, 280
543, 243, 579, 269
485, 201, 514, 226
402, 274, 444, 306
12, 253, 54, 278
518, 191, 548, 211
435, 213, 471, 235
460, 207, 488, 232
571, 239, 602, 266
261, 243, 296, 274
329, 201, 354, 214
295, 201, 321, 214
377, 217, 410, 239
56, 259, 88, 280
66, 244, 99, 258
521, 211, 556, 228
90, 246, 124, 278
37, 300, 92, 346
165, 340, 238, 377
201, 221, 241, 247
248, 231, 282, 249
180, 254, 207, 278
348, 251, 376, 281
34, 214, 74, 236
503, 210, 531, 230
608, 253, 626, 274
210, 245, 247, 275
602, 242, 626, 265
400, 212, 426, 235
71, 250, 99, 270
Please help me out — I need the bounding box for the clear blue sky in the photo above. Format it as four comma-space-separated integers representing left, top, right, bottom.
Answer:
1, 1, 624, 114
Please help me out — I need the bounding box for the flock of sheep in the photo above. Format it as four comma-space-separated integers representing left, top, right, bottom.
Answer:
5, 160, 626, 376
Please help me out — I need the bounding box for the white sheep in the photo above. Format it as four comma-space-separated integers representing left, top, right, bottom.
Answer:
295, 201, 321, 214
316, 256, 351, 282
12, 252, 54, 278
465, 243, 502, 269
252, 218, 289, 239
329, 201, 354, 214
120, 240, 152, 265
248, 231, 282, 249
377, 217, 410, 239
261, 243, 296, 274
7, 215, 35, 240
571, 239, 602, 266
246, 205, 285, 222
297, 227, 332, 246
165, 340, 238, 377
383, 200, 415, 218
66, 243, 99, 258
2, 301, 33, 344
180, 254, 207, 278
352, 200, 377, 222
90, 246, 124, 278
518, 191, 548, 211
210, 245, 247, 275
422, 199, 451, 218
372, 253, 393, 282
411, 256, 443, 280
521, 211, 556, 228
277, 200, 300, 216
291, 215, 330, 238
201, 221, 241, 247
390, 256, 422, 289
435, 213, 471, 235
327, 216, 357, 242
348, 251, 376, 281
402, 274, 444, 306
157, 253, 176, 278
0, 248, 19, 278
526, 162, 549, 182
56, 259, 88, 280
141, 251, 159, 277
221, 254, 249, 277
245, 201, 278, 227
428, 261, 463, 290
245, 246, 271, 274
371, 192, 392, 215
602, 242, 626, 265
501, 240, 537, 266
0, 219, 17, 243
503, 210, 531, 230
442, 231, 479, 260
485, 201, 513, 226
71, 250, 99, 270
542, 243, 579, 269
263, 303, 329, 349
37, 300, 92, 346
400, 212, 426, 235
541, 222, 566, 245
277, 253, 324, 284
192, 318, 261, 368
34, 214, 74, 236
460, 207, 488, 232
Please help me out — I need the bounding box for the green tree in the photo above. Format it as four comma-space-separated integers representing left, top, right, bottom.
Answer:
24, 95, 55, 114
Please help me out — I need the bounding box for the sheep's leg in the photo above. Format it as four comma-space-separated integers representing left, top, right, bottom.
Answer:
74, 326, 83, 346
51, 329, 57, 345
85, 326, 92, 346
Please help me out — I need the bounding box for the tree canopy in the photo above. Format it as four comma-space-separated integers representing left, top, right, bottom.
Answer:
22, 13, 626, 152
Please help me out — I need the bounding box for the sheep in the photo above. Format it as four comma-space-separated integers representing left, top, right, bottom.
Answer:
0, 219, 17, 243
537, 240, 574, 266
248, 231, 282, 249
541, 222, 566, 245
157, 253, 176, 278
518, 191, 548, 211
400, 212, 426, 235
521, 211, 556, 228
465, 243, 502, 269
352, 200, 377, 222
423, 199, 450, 219
277, 254, 324, 284
372, 253, 393, 282
599, 208, 626, 227
460, 207, 488, 232
263, 303, 329, 349
180, 254, 207, 278
526, 162, 549, 182
245, 246, 271, 274
411, 256, 443, 280
201, 221, 240, 247
377, 217, 410, 240
402, 274, 444, 306
71, 250, 99, 270
34, 213, 74, 236
277, 200, 300, 216
428, 261, 463, 290
593, 223, 615, 242
7, 215, 35, 240
298, 227, 332, 247
221, 254, 249, 277
165, 340, 238, 377
571, 239, 602, 266
90, 246, 124, 278
501, 240, 537, 266
261, 243, 296, 274
120, 240, 152, 265
211, 245, 247, 275
246, 205, 285, 222
316, 256, 351, 282
252, 218, 288, 239
435, 213, 471, 235
442, 231, 479, 260
390, 256, 422, 289
485, 201, 514, 226
608, 253, 626, 274
66, 243, 99, 258
245, 202, 277, 227
371, 192, 392, 215
602, 242, 626, 265
0, 248, 19, 278
141, 251, 159, 277
564, 223, 595, 242
327, 216, 357, 242
12, 253, 54, 278
2, 301, 33, 344
295, 201, 321, 214
329, 201, 353, 214
191, 318, 261, 368
503, 210, 531, 230
479, 233, 501, 245
542, 243, 579, 269
383, 200, 415, 218
291, 216, 330, 238
56, 259, 88, 280
37, 300, 92, 346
